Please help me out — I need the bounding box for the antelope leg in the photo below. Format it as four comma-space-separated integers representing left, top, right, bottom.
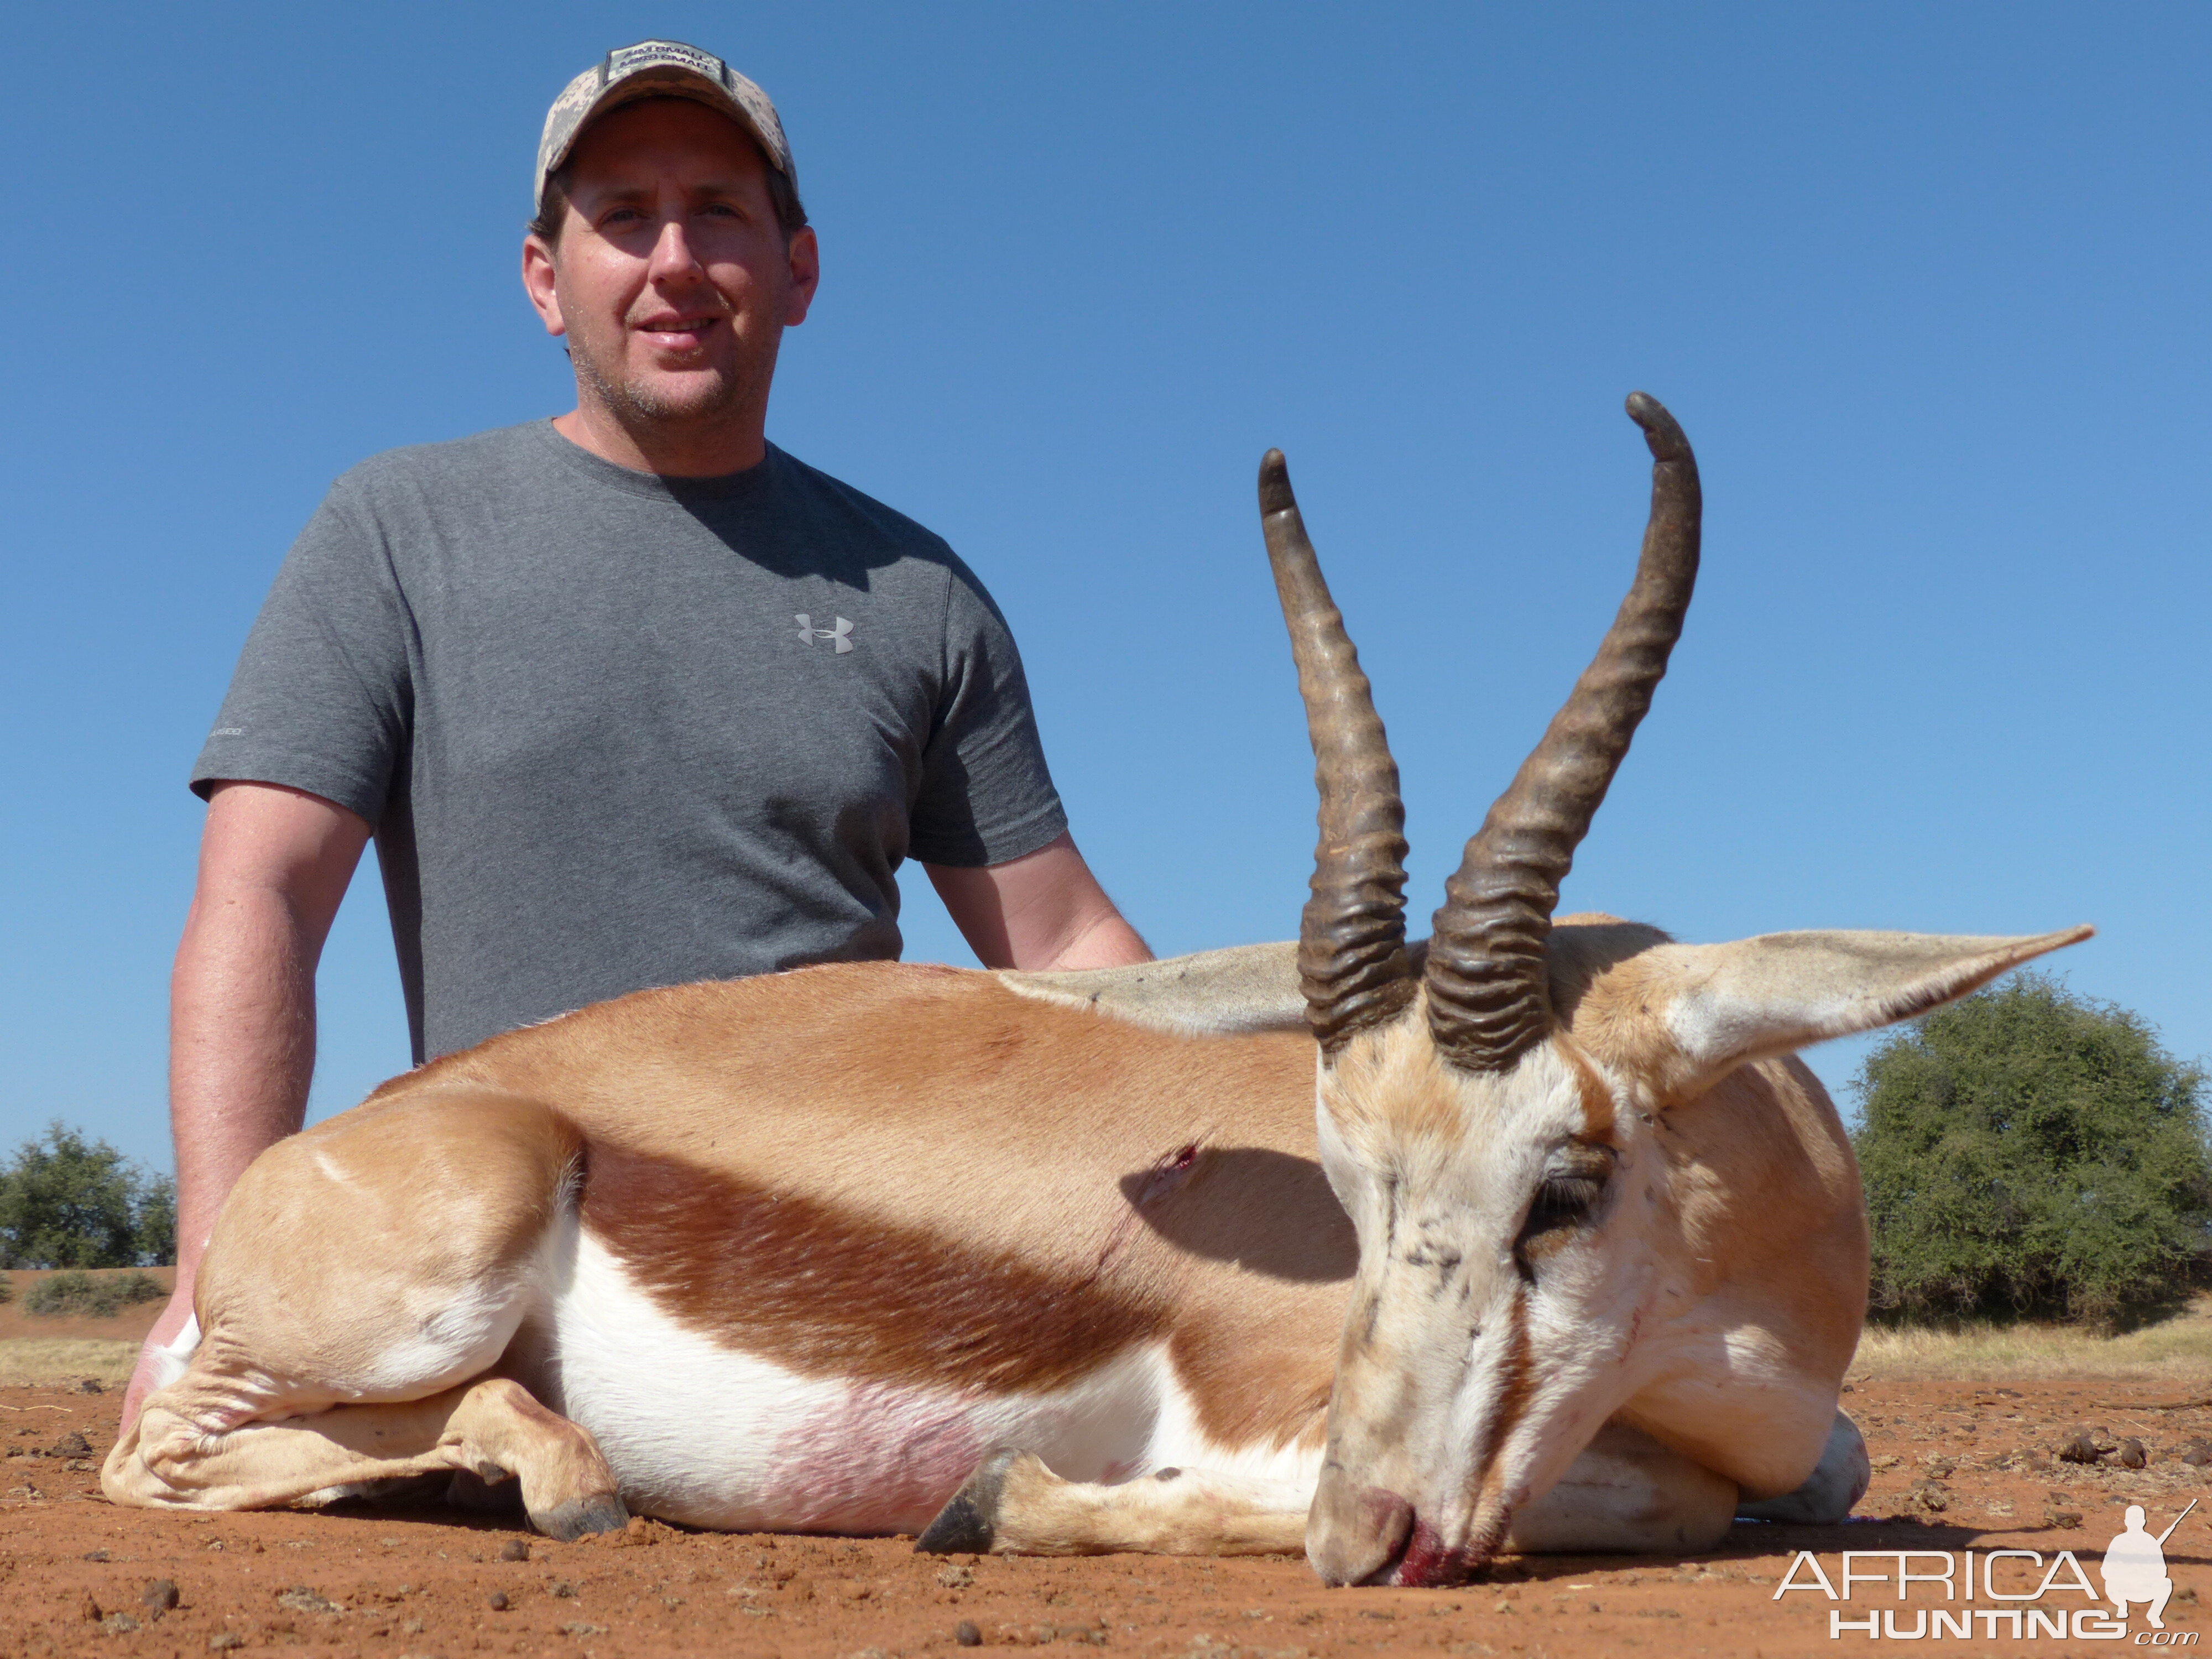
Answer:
917, 1447, 1311, 1558
104, 1375, 627, 1539
1503, 1421, 1737, 1555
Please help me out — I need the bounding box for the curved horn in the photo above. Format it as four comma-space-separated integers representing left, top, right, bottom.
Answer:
1425, 393, 1702, 1072
1261, 450, 1415, 1056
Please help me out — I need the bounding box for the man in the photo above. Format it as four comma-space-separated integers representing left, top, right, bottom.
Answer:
128, 41, 1149, 1419
2101, 1504, 2182, 1629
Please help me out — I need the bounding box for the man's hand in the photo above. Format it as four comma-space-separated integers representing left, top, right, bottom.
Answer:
123, 781, 369, 1429
924, 832, 1150, 971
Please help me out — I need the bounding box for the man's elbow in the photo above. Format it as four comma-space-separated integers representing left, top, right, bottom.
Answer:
1031, 907, 1152, 972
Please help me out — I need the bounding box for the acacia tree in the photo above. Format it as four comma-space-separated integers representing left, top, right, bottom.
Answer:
0, 1123, 176, 1270
1853, 974, 2210, 1327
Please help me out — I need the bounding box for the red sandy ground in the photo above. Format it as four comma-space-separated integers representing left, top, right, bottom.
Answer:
4, 1375, 2211, 1658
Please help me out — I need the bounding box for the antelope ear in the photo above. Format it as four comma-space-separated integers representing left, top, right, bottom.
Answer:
1642, 925, 2094, 1100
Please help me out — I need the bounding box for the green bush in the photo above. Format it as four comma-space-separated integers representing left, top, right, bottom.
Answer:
1854, 974, 2211, 1328
135, 1173, 176, 1267
0, 1123, 176, 1269
0, 1272, 11, 1305
24, 1269, 169, 1319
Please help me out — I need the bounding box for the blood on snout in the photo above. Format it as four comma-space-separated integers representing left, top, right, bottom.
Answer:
1393, 1517, 1474, 1587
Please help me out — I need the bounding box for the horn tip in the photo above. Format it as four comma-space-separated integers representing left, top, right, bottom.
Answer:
1258, 448, 1296, 514
1624, 392, 1691, 461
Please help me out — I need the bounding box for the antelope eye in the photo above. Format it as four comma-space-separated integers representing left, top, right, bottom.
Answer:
1532, 1173, 1604, 1222
1520, 1147, 1617, 1238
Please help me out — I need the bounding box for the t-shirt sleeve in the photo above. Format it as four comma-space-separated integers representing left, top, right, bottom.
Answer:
906, 561, 1069, 867
189, 481, 411, 825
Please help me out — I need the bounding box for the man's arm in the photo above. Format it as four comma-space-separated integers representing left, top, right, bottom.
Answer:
924, 831, 1151, 971
123, 781, 371, 1427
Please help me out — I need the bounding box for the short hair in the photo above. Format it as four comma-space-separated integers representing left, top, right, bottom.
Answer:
528, 100, 808, 248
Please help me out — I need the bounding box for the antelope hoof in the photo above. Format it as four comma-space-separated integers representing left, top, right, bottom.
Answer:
533, 1490, 629, 1542
916, 1444, 1026, 1554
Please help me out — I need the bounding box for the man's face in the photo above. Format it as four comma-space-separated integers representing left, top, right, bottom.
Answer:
522, 98, 818, 435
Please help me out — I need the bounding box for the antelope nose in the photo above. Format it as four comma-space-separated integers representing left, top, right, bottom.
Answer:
1306, 1466, 1415, 1586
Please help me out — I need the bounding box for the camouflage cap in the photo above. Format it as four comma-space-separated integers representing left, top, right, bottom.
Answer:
535, 40, 797, 215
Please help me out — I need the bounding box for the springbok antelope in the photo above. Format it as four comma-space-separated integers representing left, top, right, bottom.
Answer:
108, 395, 2087, 1586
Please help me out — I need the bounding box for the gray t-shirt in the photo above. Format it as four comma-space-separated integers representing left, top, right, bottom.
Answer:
193, 421, 1067, 1062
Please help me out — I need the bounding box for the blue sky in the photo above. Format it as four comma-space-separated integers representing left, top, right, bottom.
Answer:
4, 4, 2206, 1172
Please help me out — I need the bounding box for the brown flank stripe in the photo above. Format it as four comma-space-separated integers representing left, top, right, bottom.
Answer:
581, 1140, 1167, 1396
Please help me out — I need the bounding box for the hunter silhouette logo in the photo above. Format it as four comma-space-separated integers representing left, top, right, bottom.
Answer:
2106, 1500, 2194, 1629
795, 613, 854, 653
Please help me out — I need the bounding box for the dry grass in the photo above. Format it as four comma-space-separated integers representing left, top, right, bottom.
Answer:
0, 1338, 137, 1388
1851, 1293, 2212, 1383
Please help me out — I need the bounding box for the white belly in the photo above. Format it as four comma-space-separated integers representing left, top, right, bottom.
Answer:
549, 1231, 1196, 1532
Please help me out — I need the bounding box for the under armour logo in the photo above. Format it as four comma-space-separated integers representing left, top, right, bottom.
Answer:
795, 613, 854, 653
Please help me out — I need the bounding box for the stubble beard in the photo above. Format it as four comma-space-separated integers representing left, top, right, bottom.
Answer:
568, 325, 765, 439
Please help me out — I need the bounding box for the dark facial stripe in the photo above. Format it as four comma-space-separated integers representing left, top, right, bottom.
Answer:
581, 1140, 1166, 1396
1566, 1045, 1618, 1141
